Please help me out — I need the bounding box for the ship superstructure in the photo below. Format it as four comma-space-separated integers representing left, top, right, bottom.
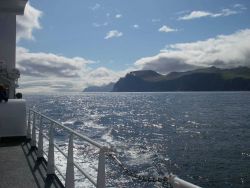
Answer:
0, 0, 27, 98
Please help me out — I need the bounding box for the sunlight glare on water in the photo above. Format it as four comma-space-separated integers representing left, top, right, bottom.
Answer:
25, 92, 250, 187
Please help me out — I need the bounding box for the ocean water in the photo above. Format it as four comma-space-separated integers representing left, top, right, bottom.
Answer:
25, 92, 250, 188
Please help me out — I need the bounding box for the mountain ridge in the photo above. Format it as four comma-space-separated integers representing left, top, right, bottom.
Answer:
113, 66, 250, 92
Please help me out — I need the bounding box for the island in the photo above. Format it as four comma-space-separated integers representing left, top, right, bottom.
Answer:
113, 66, 250, 92
83, 82, 115, 92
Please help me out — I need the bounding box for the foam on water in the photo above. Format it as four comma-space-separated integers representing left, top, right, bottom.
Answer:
101, 128, 114, 144
25, 92, 250, 188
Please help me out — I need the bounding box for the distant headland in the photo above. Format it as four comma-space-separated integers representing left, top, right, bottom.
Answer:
83, 66, 250, 92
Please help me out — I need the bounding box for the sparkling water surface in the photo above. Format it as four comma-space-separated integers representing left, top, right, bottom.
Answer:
25, 92, 250, 187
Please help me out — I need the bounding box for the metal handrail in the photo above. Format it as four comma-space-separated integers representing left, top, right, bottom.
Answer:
31, 109, 104, 149
39, 130, 97, 186
27, 108, 106, 188
43, 151, 66, 181
27, 108, 201, 188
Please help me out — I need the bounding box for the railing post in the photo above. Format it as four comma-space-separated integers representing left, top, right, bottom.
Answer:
47, 123, 55, 175
97, 147, 106, 188
27, 109, 31, 139
169, 174, 201, 188
37, 116, 44, 159
65, 134, 75, 188
31, 112, 36, 147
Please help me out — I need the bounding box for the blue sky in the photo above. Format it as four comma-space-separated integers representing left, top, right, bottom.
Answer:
16, 0, 250, 92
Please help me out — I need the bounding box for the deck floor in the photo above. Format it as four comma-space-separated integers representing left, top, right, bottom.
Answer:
0, 138, 64, 188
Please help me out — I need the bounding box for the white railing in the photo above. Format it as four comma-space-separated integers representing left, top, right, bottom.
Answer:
27, 108, 108, 188
26, 108, 201, 188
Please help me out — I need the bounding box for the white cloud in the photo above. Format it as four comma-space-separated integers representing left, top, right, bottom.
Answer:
158, 25, 177, 33
133, 24, 139, 29
135, 29, 250, 74
92, 22, 108, 28
16, 2, 42, 41
216, 9, 238, 17
85, 67, 120, 86
233, 4, 247, 10
16, 47, 93, 78
115, 14, 122, 19
17, 79, 78, 93
105, 30, 123, 39
90, 3, 101, 11
18, 67, 121, 93
14, 3, 122, 93
16, 47, 122, 93
18, 68, 121, 93
179, 8, 239, 20
179, 11, 211, 20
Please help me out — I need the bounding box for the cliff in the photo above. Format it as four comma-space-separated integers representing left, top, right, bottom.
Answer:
113, 67, 250, 92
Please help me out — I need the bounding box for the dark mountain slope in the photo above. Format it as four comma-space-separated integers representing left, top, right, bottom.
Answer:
113, 67, 250, 92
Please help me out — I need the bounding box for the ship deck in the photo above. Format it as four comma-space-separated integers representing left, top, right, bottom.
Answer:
0, 137, 64, 188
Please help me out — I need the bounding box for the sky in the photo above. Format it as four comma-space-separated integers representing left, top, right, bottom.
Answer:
16, 0, 250, 93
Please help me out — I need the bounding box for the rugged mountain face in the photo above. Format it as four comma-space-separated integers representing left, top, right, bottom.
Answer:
113, 67, 250, 92
83, 82, 115, 92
